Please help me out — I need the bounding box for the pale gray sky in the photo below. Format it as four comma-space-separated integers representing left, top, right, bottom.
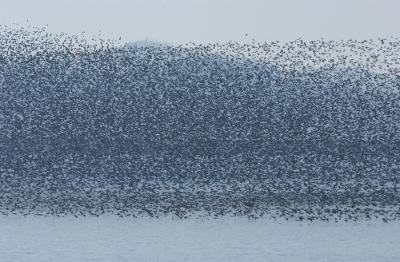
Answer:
0, 0, 399, 44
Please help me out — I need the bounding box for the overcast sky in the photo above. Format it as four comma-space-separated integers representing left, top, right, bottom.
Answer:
0, 0, 399, 44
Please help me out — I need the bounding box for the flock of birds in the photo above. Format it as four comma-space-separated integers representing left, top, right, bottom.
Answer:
0, 25, 400, 221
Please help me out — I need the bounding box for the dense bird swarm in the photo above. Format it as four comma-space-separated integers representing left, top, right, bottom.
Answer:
1, 26, 400, 221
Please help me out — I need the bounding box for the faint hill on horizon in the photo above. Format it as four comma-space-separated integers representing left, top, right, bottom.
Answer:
127, 39, 170, 48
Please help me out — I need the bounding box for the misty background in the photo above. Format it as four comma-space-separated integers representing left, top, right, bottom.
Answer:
0, 0, 399, 44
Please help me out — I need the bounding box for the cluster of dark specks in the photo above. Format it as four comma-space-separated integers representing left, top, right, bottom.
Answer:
1, 26, 400, 221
